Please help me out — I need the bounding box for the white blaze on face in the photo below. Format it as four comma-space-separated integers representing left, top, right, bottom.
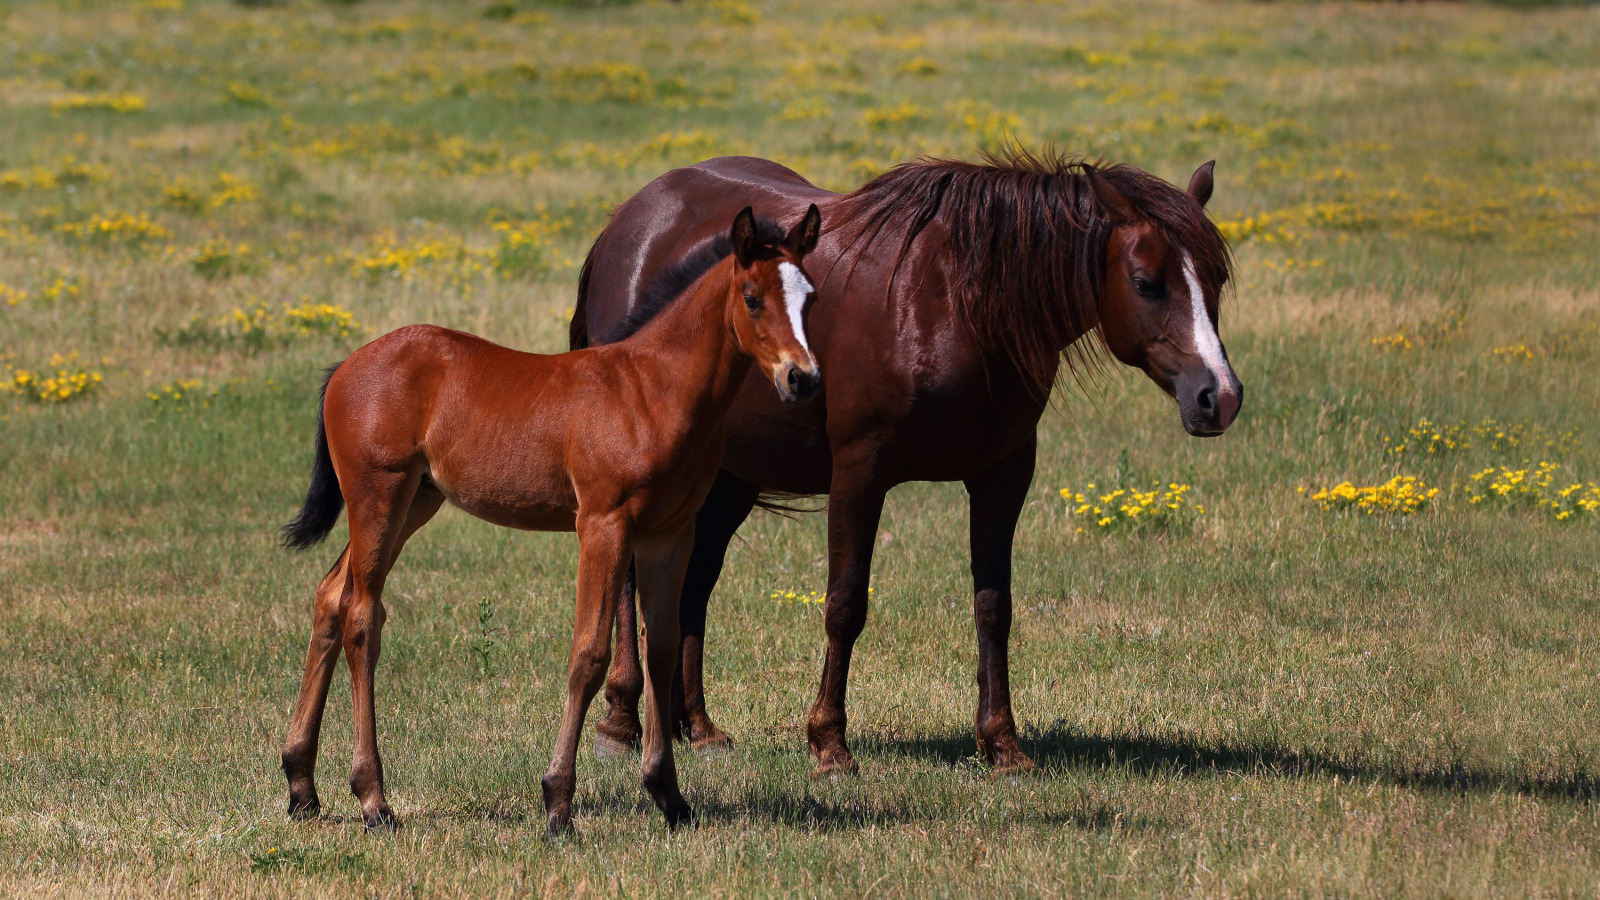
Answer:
1181, 252, 1232, 387
777, 261, 817, 367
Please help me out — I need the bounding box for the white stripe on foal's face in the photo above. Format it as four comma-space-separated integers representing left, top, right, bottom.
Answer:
778, 261, 816, 365
1181, 252, 1231, 384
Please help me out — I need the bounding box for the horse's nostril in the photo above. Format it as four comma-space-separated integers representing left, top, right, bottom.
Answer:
787, 368, 801, 391
1197, 385, 1216, 415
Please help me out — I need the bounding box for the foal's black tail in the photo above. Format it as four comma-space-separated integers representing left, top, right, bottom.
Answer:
281, 364, 344, 550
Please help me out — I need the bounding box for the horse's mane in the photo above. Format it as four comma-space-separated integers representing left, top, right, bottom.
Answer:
600, 216, 789, 345
831, 147, 1233, 399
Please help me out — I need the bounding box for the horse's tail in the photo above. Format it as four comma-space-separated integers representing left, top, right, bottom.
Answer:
568, 233, 601, 351
281, 364, 345, 550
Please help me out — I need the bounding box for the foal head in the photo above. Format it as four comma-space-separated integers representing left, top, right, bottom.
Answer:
1088, 161, 1243, 437
727, 204, 823, 403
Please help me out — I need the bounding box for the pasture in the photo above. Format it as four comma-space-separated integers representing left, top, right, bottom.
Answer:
2, 0, 1598, 896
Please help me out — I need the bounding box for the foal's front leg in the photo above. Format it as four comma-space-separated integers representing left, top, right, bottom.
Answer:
542, 513, 631, 835
634, 524, 697, 828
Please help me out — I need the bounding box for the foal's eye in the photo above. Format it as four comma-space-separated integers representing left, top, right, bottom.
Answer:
744, 292, 762, 313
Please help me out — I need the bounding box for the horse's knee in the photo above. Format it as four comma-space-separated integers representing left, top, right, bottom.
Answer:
822, 590, 869, 640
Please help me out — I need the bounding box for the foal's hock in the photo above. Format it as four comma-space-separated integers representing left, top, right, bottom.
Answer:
279, 204, 822, 834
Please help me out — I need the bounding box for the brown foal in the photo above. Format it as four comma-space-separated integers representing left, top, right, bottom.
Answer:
279, 205, 821, 834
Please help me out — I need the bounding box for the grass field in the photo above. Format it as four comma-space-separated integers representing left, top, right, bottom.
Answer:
3, 0, 1599, 896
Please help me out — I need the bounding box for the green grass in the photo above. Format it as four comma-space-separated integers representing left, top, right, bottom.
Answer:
2, 0, 1599, 896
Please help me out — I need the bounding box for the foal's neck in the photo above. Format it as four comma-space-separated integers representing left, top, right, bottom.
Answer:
620, 257, 751, 415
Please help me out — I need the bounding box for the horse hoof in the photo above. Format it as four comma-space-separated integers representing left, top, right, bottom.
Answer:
546, 814, 575, 840
287, 796, 321, 821
663, 803, 696, 831
811, 757, 860, 780
363, 807, 398, 832
689, 731, 733, 755
594, 730, 640, 760
992, 755, 1039, 777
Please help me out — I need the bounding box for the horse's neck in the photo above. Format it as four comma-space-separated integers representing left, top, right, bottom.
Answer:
621, 260, 751, 417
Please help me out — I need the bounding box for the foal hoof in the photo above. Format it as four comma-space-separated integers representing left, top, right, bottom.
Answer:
992, 755, 1040, 778
287, 796, 321, 821
594, 731, 640, 760
688, 726, 734, 755
363, 806, 399, 832
593, 720, 641, 759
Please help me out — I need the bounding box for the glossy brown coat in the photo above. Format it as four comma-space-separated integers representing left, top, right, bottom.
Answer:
573, 152, 1241, 775
280, 207, 821, 832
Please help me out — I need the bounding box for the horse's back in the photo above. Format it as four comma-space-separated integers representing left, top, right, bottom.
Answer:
584, 157, 834, 332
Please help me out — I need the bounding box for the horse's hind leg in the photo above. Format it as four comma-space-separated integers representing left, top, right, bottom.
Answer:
341, 467, 428, 829
635, 525, 696, 828
543, 512, 630, 835
283, 547, 352, 819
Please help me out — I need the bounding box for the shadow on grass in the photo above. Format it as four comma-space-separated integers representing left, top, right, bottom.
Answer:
873, 722, 1599, 802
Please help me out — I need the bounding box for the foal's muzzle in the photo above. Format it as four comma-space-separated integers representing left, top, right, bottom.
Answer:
776, 362, 820, 403
1175, 367, 1243, 437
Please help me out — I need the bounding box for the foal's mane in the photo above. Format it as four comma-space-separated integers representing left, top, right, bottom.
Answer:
832, 147, 1233, 399
599, 216, 790, 345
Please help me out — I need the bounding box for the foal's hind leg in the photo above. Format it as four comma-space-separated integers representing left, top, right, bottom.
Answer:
543, 512, 630, 835
283, 547, 352, 818
340, 468, 432, 829
635, 525, 696, 828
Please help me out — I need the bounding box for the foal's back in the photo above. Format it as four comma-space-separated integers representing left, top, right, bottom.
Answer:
327, 324, 602, 532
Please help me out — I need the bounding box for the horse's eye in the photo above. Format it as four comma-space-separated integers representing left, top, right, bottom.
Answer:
1132, 277, 1163, 300
744, 292, 762, 313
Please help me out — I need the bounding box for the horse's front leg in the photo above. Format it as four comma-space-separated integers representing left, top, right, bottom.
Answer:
635, 523, 697, 828
965, 439, 1039, 773
543, 512, 631, 835
673, 469, 759, 749
806, 456, 889, 777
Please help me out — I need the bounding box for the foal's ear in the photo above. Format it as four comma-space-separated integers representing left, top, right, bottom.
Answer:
730, 206, 758, 268
1187, 160, 1215, 208
787, 203, 821, 257
1086, 166, 1137, 224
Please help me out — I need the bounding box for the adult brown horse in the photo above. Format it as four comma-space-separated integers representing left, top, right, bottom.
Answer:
279, 205, 821, 833
571, 149, 1241, 777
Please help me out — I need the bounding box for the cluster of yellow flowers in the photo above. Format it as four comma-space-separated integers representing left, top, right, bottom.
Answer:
1060, 482, 1201, 532
770, 587, 872, 606
350, 218, 564, 283
0, 155, 111, 192
164, 174, 260, 213
1307, 476, 1439, 515
57, 211, 170, 246
146, 379, 203, 411
1382, 417, 1578, 456
1467, 463, 1600, 521
0, 283, 26, 307
1370, 332, 1413, 352
190, 239, 259, 279
159, 300, 361, 348
3, 353, 104, 403
1491, 343, 1535, 361
51, 93, 146, 114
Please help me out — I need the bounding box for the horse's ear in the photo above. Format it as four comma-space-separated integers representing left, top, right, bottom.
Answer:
787, 204, 821, 257
1187, 160, 1215, 208
1086, 166, 1137, 224
730, 206, 758, 267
